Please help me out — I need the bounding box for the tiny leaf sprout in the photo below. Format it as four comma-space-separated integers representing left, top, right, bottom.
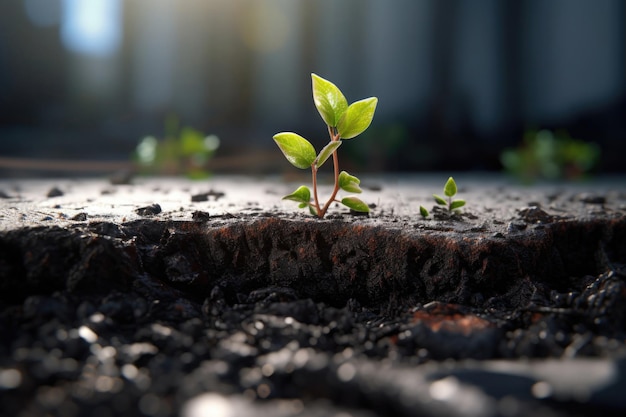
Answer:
419, 205, 429, 218
433, 177, 465, 212
134, 116, 220, 179
273, 74, 378, 219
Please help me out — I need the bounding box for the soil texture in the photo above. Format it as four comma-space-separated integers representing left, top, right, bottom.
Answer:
1, 175, 626, 417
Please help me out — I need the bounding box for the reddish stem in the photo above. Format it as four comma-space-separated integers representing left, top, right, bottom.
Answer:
312, 164, 322, 216
315, 126, 341, 219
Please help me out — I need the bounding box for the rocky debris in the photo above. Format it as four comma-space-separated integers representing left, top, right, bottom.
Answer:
70, 212, 88, 222
518, 206, 554, 223
1, 278, 626, 417
1, 176, 626, 416
109, 171, 134, 186
135, 203, 162, 216
46, 186, 64, 198
577, 193, 607, 205
507, 221, 528, 232
191, 189, 225, 202
191, 210, 211, 221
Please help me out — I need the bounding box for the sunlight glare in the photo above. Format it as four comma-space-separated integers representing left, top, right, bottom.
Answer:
60, 0, 122, 57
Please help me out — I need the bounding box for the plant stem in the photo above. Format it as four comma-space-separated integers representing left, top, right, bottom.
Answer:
311, 164, 322, 217
317, 126, 341, 218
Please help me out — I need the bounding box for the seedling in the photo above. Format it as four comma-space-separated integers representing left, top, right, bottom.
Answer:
419, 205, 429, 218
134, 116, 220, 179
273, 74, 378, 218
433, 177, 465, 212
500, 129, 600, 182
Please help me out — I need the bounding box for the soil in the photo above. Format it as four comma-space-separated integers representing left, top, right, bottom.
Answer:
1, 174, 626, 417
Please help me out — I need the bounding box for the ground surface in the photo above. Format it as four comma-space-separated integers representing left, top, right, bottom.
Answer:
1, 174, 626, 417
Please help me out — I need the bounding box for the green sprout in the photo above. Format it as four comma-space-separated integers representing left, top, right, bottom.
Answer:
273, 74, 378, 218
500, 129, 600, 183
419, 205, 429, 218
134, 116, 219, 179
433, 177, 465, 212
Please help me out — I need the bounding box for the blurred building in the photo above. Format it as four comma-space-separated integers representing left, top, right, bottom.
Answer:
0, 0, 624, 174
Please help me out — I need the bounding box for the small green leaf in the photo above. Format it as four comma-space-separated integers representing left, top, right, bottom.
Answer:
443, 177, 457, 197
316, 140, 342, 168
273, 132, 316, 169
419, 205, 429, 218
298, 202, 309, 209
338, 171, 362, 193
433, 195, 447, 206
450, 200, 466, 210
337, 97, 378, 139
312, 73, 348, 127
282, 185, 311, 204
341, 197, 370, 213
309, 205, 319, 216
180, 127, 206, 155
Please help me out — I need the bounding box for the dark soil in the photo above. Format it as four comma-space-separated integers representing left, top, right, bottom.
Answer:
1, 176, 626, 417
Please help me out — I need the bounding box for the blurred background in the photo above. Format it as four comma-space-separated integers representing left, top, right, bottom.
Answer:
0, 0, 624, 178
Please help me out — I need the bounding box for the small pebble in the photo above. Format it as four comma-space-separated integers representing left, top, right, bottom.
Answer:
578, 194, 606, 205
191, 190, 225, 202
47, 187, 64, 198
71, 212, 88, 221
507, 221, 527, 232
192, 211, 211, 221
518, 206, 553, 223
135, 204, 162, 216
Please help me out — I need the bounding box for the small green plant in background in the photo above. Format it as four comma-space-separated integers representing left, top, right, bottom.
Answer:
134, 116, 220, 179
273, 74, 378, 218
500, 129, 600, 183
433, 177, 465, 212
